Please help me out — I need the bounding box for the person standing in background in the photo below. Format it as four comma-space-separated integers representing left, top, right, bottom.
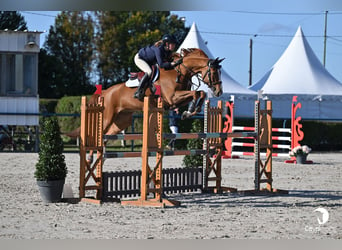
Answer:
166, 108, 180, 150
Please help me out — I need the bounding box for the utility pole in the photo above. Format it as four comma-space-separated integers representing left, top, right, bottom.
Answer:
249, 38, 253, 86
323, 10, 328, 67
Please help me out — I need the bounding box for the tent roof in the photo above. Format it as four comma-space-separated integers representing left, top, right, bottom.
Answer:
249, 26, 342, 95
177, 22, 256, 95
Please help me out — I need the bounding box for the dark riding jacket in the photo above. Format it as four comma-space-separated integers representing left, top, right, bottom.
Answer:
138, 45, 173, 70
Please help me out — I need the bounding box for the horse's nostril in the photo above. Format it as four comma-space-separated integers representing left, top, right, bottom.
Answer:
216, 89, 222, 96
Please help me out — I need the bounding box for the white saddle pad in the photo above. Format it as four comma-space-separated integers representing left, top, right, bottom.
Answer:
125, 79, 139, 88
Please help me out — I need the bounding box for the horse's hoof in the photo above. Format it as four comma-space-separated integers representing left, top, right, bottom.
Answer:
181, 111, 192, 120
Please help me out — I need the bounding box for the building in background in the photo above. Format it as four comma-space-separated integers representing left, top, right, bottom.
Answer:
0, 30, 42, 151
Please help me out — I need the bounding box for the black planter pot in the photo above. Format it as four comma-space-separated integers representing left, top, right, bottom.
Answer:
37, 179, 65, 203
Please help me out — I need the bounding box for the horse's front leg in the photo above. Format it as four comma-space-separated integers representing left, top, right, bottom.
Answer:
169, 90, 206, 119
181, 90, 206, 119
193, 90, 206, 112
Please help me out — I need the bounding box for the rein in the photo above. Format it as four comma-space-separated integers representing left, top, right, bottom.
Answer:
174, 57, 221, 88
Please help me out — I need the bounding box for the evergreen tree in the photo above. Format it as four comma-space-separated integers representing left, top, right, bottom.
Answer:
38, 49, 66, 98
0, 11, 27, 31
44, 11, 95, 96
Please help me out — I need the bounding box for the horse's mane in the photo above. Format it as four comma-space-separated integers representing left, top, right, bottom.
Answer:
173, 48, 208, 59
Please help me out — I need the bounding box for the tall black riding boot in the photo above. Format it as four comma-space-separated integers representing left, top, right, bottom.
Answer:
133, 73, 149, 101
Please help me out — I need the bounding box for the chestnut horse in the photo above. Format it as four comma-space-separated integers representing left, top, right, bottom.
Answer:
70, 48, 224, 161
90, 48, 223, 137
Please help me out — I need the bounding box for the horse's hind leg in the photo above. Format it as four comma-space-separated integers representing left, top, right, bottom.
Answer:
87, 112, 133, 164
104, 112, 133, 150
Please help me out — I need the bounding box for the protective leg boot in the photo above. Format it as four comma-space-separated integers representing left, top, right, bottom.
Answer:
181, 100, 197, 120
133, 74, 149, 101
188, 100, 196, 113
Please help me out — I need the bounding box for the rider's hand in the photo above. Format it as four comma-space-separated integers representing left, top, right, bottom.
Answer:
172, 58, 183, 67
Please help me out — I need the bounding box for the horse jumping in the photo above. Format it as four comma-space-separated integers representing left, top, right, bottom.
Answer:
96, 48, 223, 135
69, 48, 224, 162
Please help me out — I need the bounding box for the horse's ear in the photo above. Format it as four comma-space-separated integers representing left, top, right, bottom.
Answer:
216, 57, 225, 64
173, 52, 181, 59
180, 48, 185, 57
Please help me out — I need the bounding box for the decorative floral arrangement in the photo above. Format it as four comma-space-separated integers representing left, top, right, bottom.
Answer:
289, 145, 312, 157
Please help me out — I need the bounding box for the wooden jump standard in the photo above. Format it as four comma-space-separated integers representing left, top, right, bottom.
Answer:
79, 96, 104, 204
79, 95, 286, 207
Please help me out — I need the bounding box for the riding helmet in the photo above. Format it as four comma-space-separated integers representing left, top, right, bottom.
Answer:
162, 34, 177, 44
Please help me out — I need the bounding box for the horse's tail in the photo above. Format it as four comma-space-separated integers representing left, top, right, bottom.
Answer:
88, 94, 101, 105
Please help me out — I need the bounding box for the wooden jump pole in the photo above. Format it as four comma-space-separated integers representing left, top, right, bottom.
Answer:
121, 96, 180, 207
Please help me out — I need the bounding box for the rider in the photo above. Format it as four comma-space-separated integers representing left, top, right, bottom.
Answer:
133, 34, 183, 101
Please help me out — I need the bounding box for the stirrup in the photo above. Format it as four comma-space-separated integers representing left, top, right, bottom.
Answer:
133, 90, 145, 101
149, 84, 156, 95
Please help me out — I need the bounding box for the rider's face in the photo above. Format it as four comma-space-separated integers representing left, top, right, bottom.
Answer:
166, 42, 176, 51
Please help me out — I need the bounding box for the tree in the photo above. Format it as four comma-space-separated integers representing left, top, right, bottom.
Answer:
95, 11, 188, 88
43, 11, 95, 96
0, 11, 27, 31
38, 49, 66, 98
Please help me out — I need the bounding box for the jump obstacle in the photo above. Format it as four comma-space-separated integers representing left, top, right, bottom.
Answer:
223, 96, 309, 163
79, 95, 287, 207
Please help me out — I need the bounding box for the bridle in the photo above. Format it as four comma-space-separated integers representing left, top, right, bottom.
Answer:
174, 57, 222, 91
200, 59, 222, 87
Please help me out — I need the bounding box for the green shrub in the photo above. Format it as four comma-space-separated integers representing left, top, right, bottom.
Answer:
39, 99, 59, 113
55, 96, 83, 133
182, 118, 204, 168
34, 116, 67, 181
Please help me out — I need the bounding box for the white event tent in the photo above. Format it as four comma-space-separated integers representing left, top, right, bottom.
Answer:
177, 22, 257, 117
249, 26, 342, 120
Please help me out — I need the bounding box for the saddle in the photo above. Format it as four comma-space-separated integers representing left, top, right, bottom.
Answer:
128, 65, 159, 83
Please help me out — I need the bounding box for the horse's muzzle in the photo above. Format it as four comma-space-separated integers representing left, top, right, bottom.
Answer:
212, 81, 223, 97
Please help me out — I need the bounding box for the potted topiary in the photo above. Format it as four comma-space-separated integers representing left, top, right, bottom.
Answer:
289, 145, 312, 164
34, 116, 67, 203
